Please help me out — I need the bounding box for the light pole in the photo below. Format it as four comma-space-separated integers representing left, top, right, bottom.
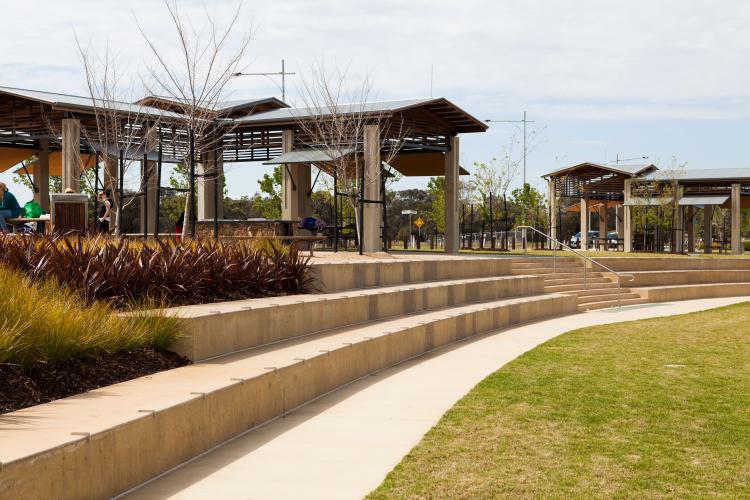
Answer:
486, 111, 535, 249
485, 111, 535, 187
402, 209, 417, 248
233, 59, 296, 102
615, 154, 649, 164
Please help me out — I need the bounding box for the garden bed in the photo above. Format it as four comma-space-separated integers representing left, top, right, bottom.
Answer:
0, 348, 189, 414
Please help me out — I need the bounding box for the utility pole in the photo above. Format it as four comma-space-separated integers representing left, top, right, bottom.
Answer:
233, 59, 296, 102
486, 112, 535, 249
485, 111, 535, 187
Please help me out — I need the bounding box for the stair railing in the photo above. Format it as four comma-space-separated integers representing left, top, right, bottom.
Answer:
516, 225, 635, 308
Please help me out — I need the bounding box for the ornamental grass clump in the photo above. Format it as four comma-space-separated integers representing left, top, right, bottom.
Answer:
0, 234, 314, 308
0, 266, 181, 370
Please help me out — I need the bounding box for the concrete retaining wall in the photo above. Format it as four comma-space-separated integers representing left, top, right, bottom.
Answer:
636, 283, 750, 302
169, 274, 542, 361
623, 270, 750, 287
309, 257, 512, 292
593, 257, 750, 272
0, 293, 576, 500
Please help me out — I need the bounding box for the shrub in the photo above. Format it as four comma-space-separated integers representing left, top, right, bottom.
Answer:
0, 266, 181, 370
0, 235, 313, 308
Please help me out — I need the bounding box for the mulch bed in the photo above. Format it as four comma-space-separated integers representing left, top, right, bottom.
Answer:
0, 349, 190, 414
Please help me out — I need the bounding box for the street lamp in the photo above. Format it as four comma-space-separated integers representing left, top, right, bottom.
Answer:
486, 111, 536, 250
232, 59, 295, 102
402, 209, 417, 248
485, 111, 535, 187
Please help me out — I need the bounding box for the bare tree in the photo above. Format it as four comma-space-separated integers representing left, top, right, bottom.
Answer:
138, 0, 252, 237
68, 39, 161, 235
293, 63, 409, 245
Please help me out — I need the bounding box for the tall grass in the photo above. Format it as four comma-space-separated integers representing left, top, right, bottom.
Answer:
0, 267, 181, 370
0, 234, 313, 308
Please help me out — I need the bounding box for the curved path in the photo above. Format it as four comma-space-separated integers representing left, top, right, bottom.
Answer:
123, 297, 750, 500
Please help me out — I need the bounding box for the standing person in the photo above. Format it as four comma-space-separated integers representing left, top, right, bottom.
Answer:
0, 182, 21, 233
97, 189, 114, 234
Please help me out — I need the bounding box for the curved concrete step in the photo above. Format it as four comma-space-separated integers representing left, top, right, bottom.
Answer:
310, 257, 512, 292
572, 286, 631, 297
0, 293, 577, 500
542, 276, 611, 287
543, 282, 619, 293
579, 297, 649, 311
512, 269, 594, 276
634, 282, 750, 302
168, 274, 543, 361
577, 291, 640, 305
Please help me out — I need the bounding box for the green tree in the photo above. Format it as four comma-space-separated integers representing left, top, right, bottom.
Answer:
253, 165, 282, 218
426, 177, 445, 233
511, 183, 547, 229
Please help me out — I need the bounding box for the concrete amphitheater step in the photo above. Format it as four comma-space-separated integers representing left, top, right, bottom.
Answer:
168, 274, 544, 361
310, 257, 513, 292
0, 292, 577, 500
544, 282, 619, 293
511, 268, 592, 276
634, 282, 750, 302
542, 276, 611, 287
576, 291, 641, 305
570, 286, 628, 297
578, 297, 649, 311
511, 261, 583, 270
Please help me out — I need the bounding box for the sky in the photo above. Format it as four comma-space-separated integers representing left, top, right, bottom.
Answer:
2, 0, 750, 200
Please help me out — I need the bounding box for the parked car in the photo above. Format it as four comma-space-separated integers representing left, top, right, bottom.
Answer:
569, 230, 599, 249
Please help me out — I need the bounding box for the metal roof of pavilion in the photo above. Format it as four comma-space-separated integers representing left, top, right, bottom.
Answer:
0, 86, 185, 120
639, 168, 750, 182
678, 195, 730, 206
235, 97, 488, 133
543, 162, 657, 178
136, 95, 288, 115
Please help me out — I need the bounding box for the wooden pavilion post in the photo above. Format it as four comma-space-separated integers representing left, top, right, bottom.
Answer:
35, 138, 50, 212
548, 178, 558, 243
580, 195, 589, 250
362, 123, 382, 253
623, 179, 633, 253
444, 135, 460, 254
732, 183, 742, 254
598, 200, 608, 251
62, 118, 81, 192
703, 204, 713, 254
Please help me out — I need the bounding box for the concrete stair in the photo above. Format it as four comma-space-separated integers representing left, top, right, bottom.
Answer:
512, 257, 638, 312
0, 257, 577, 499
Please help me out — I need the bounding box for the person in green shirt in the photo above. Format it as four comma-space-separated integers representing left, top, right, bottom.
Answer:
0, 182, 22, 233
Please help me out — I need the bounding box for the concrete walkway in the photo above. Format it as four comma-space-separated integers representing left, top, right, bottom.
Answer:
123, 297, 750, 500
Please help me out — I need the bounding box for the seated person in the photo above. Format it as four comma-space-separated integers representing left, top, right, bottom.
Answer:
0, 182, 21, 233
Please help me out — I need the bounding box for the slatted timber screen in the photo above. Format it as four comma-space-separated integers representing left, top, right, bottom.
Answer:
53, 202, 87, 233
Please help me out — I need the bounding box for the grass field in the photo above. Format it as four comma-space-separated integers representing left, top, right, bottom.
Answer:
369, 303, 750, 498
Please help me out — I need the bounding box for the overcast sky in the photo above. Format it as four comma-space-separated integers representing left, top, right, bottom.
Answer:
2, 0, 750, 199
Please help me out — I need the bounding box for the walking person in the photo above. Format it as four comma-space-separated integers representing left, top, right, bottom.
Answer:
97, 189, 114, 234
0, 182, 21, 233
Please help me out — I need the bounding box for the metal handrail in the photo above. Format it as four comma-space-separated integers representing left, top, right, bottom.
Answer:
516, 225, 635, 308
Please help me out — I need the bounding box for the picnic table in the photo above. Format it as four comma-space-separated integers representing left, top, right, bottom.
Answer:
6, 217, 49, 234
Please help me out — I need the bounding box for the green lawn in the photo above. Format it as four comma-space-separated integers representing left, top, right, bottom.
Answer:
369, 303, 750, 498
